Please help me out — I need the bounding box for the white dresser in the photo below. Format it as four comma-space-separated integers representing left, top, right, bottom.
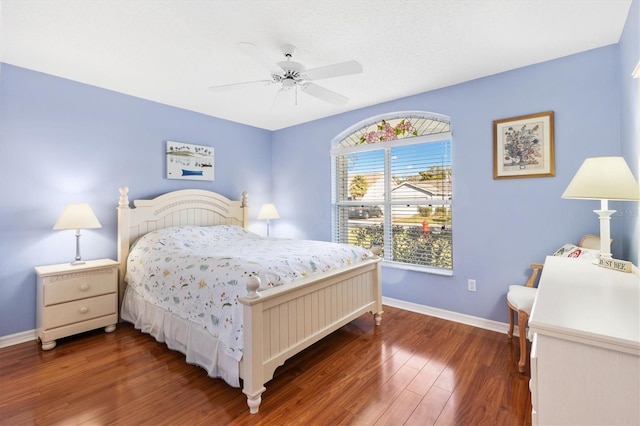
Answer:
528, 256, 640, 425
35, 259, 119, 350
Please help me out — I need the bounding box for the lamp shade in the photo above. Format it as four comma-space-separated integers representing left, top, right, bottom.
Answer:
562, 157, 640, 201
53, 203, 102, 230
257, 203, 280, 220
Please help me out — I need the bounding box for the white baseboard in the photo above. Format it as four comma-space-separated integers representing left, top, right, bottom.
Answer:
383, 296, 514, 335
0, 329, 37, 348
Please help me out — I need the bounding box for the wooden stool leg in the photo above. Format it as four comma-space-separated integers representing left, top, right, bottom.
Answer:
517, 310, 528, 373
507, 304, 514, 338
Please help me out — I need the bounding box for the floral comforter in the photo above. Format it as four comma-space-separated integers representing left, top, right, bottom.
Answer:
125, 225, 374, 361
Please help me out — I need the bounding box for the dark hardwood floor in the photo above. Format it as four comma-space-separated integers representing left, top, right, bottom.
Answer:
0, 306, 532, 425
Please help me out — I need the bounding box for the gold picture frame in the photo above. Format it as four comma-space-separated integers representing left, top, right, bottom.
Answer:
493, 111, 555, 179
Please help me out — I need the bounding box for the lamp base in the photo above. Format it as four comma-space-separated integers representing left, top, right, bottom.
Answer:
594, 202, 614, 260
71, 230, 86, 265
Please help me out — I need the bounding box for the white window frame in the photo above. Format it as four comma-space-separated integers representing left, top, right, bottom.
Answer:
331, 111, 453, 275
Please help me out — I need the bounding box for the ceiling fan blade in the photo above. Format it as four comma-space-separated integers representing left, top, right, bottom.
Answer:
209, 79, 273, 92
301, 83, 349, 106
304, 60, 363, 81
236, 42, 283, 75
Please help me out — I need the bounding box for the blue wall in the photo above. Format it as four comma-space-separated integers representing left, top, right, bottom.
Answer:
0, 65, 272, 337
619, 0, 640, 265
271, 44, 637, 323
1, 3, 638, 338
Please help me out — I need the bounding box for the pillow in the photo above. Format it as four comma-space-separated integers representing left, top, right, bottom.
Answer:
552, 243, 600, 261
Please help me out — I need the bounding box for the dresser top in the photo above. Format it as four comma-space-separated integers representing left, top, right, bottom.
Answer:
35, 258, 118, 276
529, 256, 640, 354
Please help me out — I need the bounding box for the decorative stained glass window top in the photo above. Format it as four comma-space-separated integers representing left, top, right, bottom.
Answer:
336, 115, 450, 148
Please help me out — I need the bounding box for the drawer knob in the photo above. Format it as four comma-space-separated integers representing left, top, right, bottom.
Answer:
80, 284, 89, 291
80, 307, 89, 314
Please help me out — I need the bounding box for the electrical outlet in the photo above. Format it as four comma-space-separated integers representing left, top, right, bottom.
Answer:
468, 279, 476, 292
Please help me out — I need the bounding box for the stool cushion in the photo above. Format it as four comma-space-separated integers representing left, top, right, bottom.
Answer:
507, 285, 537, 314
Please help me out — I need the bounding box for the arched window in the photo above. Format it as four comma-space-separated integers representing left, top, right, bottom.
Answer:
331, 111, 452, 274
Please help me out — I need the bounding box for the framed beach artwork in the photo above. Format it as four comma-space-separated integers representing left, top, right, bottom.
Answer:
166, 141, 214, 181
493, 111, 555, 179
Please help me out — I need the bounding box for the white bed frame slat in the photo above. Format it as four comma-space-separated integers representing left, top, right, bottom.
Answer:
117, 186, 382, 414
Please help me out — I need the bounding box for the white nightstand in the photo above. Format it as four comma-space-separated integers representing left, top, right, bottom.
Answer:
35, 258, 119, 350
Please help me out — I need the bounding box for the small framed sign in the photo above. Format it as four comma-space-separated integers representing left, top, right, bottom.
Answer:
166, 141, 214, 181
598, 258, 633, 273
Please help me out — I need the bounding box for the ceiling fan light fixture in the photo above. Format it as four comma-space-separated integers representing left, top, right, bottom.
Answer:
277, 60, 304, 79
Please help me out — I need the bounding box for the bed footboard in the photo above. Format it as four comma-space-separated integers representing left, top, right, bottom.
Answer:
238, 258, 382, 414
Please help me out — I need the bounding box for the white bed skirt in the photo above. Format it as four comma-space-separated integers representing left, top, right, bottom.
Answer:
120, 286, 241, 388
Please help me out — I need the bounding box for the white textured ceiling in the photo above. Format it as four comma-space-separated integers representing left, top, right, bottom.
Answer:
1, 0, 632, 131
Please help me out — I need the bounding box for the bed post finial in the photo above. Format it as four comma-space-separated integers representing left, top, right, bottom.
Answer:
241, 191, 249, 229
245, 275, 261, 299
119, 186, 129, 207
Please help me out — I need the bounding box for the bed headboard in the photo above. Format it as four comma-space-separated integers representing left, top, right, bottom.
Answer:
116, 186, 249, 306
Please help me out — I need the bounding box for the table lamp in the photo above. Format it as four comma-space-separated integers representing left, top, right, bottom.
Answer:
257, 203, 279, 237
53, 203, 102, 265
562, 156, 639, 259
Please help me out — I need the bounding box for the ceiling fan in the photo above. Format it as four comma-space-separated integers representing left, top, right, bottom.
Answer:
209, 43, 363, 106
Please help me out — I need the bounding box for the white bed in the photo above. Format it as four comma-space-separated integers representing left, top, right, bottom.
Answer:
116, 187, 383, 414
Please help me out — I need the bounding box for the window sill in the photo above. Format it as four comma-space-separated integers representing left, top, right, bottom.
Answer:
381, 260, 453, 276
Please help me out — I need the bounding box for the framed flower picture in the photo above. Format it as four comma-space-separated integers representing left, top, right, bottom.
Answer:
493, 111, 555, 179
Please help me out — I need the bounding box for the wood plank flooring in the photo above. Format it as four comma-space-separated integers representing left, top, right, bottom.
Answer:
0, 306, 532, 425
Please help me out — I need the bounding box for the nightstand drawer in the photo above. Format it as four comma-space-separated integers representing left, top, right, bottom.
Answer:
43, 266, 117, 305
42, 293, 117, 329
